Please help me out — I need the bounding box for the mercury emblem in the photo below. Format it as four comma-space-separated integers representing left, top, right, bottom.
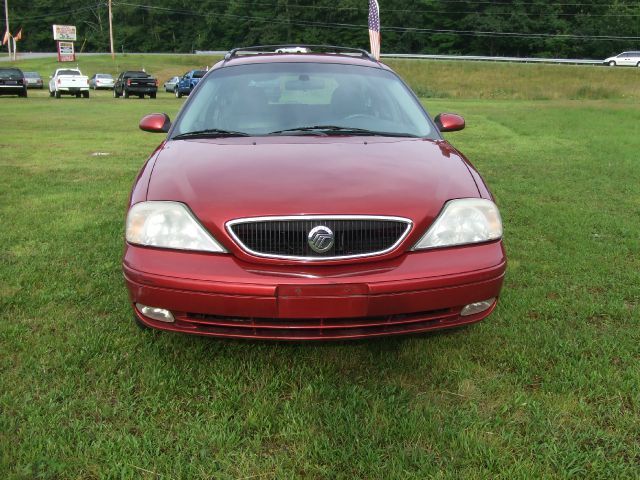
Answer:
307, 226, 335, 253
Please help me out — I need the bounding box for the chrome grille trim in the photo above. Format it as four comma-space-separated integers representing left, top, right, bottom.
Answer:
226, 215, 413, 261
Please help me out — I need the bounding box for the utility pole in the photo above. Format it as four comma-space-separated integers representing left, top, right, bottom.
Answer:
4, 0, 11, 59
108, 0, 114, 59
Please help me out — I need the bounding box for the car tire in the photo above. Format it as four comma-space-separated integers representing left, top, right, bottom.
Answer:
55, 90, 61, 99
175, 88, 182, 98
19, 88, 27, 98
49, 89, 54, 97
124, 90, 129, 99
609, 61, 616, 66
83, 91, 89, 99
75, 92, 81, 98
150, 92, 156, 99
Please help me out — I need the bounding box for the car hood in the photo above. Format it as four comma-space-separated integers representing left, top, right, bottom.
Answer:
147, 137, 480, 245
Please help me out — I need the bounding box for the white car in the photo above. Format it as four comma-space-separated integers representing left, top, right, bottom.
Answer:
603, 51, 640, 67
49, 68, 89, 98
275, 47, 310, 54
89, 73, 114, 90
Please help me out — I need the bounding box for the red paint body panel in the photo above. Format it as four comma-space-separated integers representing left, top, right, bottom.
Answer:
146, 137, 480, 265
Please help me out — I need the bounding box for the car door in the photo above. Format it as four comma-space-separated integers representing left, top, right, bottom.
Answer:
619, 52, 631, 66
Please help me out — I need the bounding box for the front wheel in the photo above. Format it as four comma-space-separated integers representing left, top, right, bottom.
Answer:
83, 91, 89, 99
54, 90, 61, 99
175, 88, 182, 98
49, 89, 54, 97
19, 88, 27, 98
149, 92, 156, 99
609, 61, 616, 66
123, 90, 129, 99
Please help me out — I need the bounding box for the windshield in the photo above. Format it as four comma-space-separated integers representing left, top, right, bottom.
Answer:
173, 62, 433, 138
193, 70, 206, 78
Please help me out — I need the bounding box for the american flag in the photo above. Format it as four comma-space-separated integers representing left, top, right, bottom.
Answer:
368, 0, 380, 60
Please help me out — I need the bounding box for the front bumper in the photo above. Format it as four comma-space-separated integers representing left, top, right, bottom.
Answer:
123, 241, 506, 340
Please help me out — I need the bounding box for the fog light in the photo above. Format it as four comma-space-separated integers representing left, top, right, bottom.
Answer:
460, 298, 496, 316
136, 303, 175, 323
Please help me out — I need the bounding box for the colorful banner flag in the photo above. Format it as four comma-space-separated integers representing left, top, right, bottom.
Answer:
368, 0, 380, 60
14, 29, 22, 41
2, 31, 9, 46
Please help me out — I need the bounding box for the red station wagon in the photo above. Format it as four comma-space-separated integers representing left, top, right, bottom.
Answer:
124, 45, 506, 340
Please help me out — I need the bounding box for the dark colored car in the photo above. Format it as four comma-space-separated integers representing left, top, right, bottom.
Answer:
24, 71, 44, 89
114, 71, 157, 99
0, 68, 27, 97
174, 69, 206, 98
125, 45, 506, 340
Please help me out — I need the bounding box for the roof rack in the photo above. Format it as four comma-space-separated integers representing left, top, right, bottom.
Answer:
224, 45, 376, 62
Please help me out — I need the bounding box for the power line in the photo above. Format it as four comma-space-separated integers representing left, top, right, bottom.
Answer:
13, 3, 103, 23
114, 2, 640, 42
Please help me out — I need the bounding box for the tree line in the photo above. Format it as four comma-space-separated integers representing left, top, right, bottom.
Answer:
9, 0, 640, 59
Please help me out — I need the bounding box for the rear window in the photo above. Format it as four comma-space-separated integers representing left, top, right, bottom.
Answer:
125, 71, 149, 78
24, 72, 40, 78
0, 68, 23, 79
97, 74, 113, 79
58, 69, 81, 76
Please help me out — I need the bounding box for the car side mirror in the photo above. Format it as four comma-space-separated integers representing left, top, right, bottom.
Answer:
139, 113, 171, 133
434, 113, 465, 132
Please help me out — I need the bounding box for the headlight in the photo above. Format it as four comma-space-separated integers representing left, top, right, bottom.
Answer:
413, 198, 502, 250
126, 201, 227, 253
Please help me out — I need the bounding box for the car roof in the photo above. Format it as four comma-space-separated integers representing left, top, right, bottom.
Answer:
218, 45, 388, 71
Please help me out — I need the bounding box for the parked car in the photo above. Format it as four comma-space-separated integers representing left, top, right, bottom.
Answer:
603, 51, 640, 67
164, 76, 180, 92
23, 71, 44, 89
48, 68, 89, 98
174, 70, 206, 98
89, 73, 115, 90
126, 45, 506, 340
114, 71, 157, 99
275, 46, 310, 54
0, 67, 27, 97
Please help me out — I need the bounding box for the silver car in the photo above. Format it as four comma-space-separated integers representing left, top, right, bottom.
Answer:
164, 76, 180, 92
603, 51, 640, 67
89, 73, 115, 89
24, 71, 44, 89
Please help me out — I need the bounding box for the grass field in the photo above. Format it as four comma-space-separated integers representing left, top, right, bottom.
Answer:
1, 55, 639, 479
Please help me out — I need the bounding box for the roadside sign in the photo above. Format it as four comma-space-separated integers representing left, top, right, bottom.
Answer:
57, 41, 75, 62
53, 25, 77, 41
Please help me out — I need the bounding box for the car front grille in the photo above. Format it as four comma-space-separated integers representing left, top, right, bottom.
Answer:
226, 216, 412, 260
177, 308, 475, 340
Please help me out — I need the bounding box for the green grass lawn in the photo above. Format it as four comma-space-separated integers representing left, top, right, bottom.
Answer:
1, 56, 639, 479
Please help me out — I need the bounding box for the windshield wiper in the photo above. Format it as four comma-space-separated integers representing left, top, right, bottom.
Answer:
267, 125, 419, 137
172, 128, 250, 139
